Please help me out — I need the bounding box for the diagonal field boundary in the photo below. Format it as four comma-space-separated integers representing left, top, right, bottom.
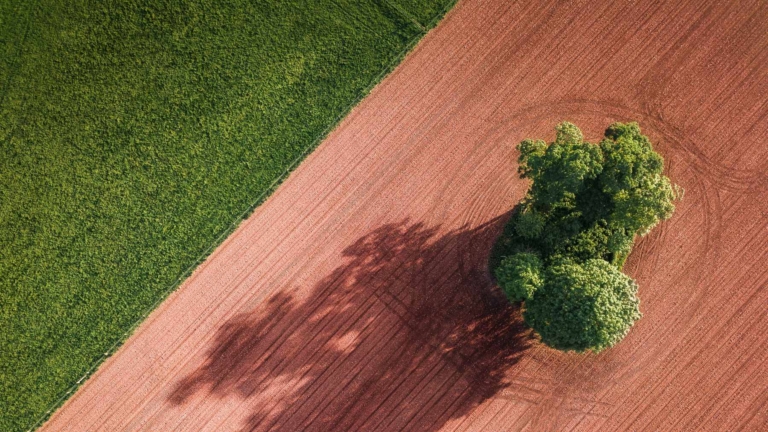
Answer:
25, 1, 458, 430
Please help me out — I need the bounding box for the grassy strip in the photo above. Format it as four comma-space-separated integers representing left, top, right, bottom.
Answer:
0, 0, 455, 430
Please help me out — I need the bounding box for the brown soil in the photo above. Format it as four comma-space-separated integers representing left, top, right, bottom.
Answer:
42, 0, 768, 430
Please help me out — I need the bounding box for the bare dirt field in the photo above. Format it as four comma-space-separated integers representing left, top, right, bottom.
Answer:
42, 0, 767, 430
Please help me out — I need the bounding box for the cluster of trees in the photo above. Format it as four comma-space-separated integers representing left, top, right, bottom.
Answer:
492, 122, 680, 352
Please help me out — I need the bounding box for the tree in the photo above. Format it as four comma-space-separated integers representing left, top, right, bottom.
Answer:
517, 122, 603, 210
599, 122, 677, 235
609, 174, 676, 235
600, 122, 664, 194
491, 121, 679, 353
524, 259, 641, 352
514, 208, 545, 239
494, 252, 543, 302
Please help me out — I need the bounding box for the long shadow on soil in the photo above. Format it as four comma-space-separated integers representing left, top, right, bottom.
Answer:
168, 215, 532, 431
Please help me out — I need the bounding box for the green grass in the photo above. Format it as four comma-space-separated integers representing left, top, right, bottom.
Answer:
388, 0, 454, 28
0, 0, 455, 430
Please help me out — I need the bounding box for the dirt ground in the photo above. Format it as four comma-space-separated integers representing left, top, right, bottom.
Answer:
42, 0, 767, 430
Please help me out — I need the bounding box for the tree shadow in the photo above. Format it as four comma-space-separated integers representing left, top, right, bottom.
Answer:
168, 214, 532, 431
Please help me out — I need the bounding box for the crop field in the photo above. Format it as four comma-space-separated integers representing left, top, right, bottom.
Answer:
15, 0, 768, 430
0, 0, 456, 430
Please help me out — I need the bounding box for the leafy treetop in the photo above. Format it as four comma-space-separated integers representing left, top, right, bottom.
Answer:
524, 258, 641, 352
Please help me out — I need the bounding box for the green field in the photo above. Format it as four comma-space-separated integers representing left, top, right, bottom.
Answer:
0, 0, 454, 430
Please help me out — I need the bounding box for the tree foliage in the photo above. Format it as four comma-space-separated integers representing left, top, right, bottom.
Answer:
599, 122, 676, 235
524, 259, 641, 352
492, 121, 679, 353
518, 123, 603, 209
495, 252, 543, 302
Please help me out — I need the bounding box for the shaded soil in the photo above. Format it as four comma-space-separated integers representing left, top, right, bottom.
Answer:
168, 218, 532, 431
42, 0, 768, 430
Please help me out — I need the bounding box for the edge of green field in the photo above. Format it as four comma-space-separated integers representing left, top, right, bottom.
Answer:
0, 0, 457, 430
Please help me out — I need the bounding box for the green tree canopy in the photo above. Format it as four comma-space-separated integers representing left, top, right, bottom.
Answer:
494, 252, 543, 303
599, 122, 676, 234
518, 122, 603, 209
600, 122, 664, 194
491, 121, 679, 353
524, 259, 641, 352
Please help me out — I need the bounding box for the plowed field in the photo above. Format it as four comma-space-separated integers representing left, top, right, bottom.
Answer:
42, 0, 767, 430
